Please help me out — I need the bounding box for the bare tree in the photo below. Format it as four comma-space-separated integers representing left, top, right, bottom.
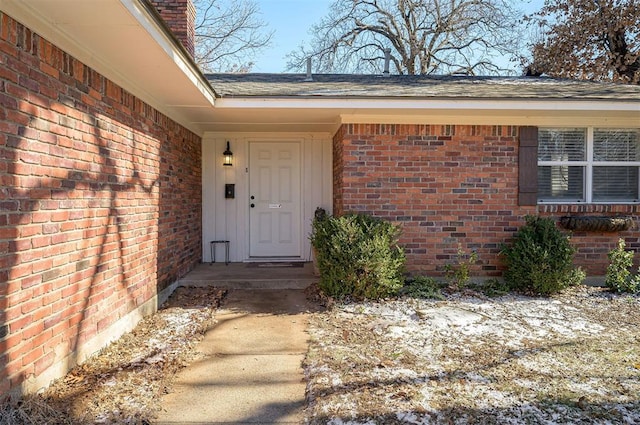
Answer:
194, 0, 273, 72
524, 0, 640, 84
286, 0, 524, 75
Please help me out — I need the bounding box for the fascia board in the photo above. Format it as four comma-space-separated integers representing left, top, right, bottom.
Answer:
214, 97, 640, 112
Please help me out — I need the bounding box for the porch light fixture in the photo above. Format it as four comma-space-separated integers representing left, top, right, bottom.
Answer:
223, 141, 233, 166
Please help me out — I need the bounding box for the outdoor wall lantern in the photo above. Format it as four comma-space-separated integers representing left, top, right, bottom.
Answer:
223, 141, 233, 166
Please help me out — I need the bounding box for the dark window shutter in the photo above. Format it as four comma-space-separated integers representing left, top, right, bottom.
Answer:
519, 126, 538, 206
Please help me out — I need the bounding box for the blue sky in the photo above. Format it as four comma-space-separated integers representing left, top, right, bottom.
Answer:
251, 0, 545, 73
252, 0, 333, 72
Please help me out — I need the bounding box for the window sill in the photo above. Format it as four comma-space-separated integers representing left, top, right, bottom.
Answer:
538, 201, 640, 205
537, 203, 640, 215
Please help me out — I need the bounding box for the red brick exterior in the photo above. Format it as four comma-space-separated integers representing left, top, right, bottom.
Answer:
333, 124, 639, 276
150, 0, 196, 58
539, 204, 640, 275
0, 12, 202, 395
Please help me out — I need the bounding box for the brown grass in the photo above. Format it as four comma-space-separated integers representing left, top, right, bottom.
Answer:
304, 286, 640, 424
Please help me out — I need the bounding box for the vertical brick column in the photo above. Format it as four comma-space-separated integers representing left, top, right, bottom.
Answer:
332, 125, 346, 216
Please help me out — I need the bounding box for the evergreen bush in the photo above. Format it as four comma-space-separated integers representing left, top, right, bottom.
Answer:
500, 215, 585, 296
310, 211, 406, 300
606, 239, 640, 293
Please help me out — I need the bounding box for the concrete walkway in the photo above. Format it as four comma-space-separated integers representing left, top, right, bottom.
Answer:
155, 289, 317, 424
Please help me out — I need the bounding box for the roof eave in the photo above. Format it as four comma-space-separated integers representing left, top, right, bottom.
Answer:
201, 96, 640, 134
0, 0, 217, 135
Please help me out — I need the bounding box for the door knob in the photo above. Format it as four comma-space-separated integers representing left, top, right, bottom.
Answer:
250, 203, 255, 208
250, 195, 255, 200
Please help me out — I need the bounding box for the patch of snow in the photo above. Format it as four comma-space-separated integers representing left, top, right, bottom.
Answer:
396, 411, 424, 424
416, 307, 484, 328
327, 419, 376, 425
463, 372, 491, 384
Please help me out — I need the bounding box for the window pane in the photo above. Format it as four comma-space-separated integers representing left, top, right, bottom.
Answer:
538, 166, 584, 201
594, 129, 640, 161
593, 167, 639, 202
538, 128, 586, 161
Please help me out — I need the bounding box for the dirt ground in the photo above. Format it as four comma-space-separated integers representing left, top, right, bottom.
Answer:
1, 285, 639, 425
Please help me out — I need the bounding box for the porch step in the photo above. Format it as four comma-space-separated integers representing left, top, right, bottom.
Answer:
178, 278, 317, 290
177, 262, 318, 290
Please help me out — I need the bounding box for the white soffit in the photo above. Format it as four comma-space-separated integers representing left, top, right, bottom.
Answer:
0, 0, 216, 135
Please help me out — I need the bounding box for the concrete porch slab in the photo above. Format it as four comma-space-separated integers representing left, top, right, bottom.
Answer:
178, 262, 318, 290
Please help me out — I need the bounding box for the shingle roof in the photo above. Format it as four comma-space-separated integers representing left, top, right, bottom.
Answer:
206, 73, 640, 101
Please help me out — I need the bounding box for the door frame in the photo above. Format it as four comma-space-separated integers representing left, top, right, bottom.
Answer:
246, 139, 305, 260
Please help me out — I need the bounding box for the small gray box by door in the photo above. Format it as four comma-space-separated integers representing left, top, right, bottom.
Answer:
225, 184, 235, 199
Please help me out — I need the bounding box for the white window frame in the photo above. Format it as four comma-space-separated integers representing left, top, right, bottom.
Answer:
538, 127, 640, 204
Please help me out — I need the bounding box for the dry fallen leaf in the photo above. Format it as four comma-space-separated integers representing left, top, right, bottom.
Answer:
342, 329, 350, 341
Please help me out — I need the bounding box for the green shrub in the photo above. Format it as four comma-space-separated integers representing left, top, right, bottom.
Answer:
500, 215, 585, 296
479, 278, 510, 298
606, 239, 640, 293
310, 212, 406, 300
444, 245, 478, 290
400, 276, 445, 300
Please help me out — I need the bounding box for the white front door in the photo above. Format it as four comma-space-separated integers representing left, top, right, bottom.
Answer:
249, 142, 302, 257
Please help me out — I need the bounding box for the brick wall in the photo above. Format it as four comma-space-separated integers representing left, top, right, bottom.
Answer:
0, 12, 202, 395
150, 0, 196, 58
538, 204, 640, 275
333, 124, 638, 276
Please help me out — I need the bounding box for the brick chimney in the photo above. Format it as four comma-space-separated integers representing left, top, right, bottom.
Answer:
149, 0, 196, 58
